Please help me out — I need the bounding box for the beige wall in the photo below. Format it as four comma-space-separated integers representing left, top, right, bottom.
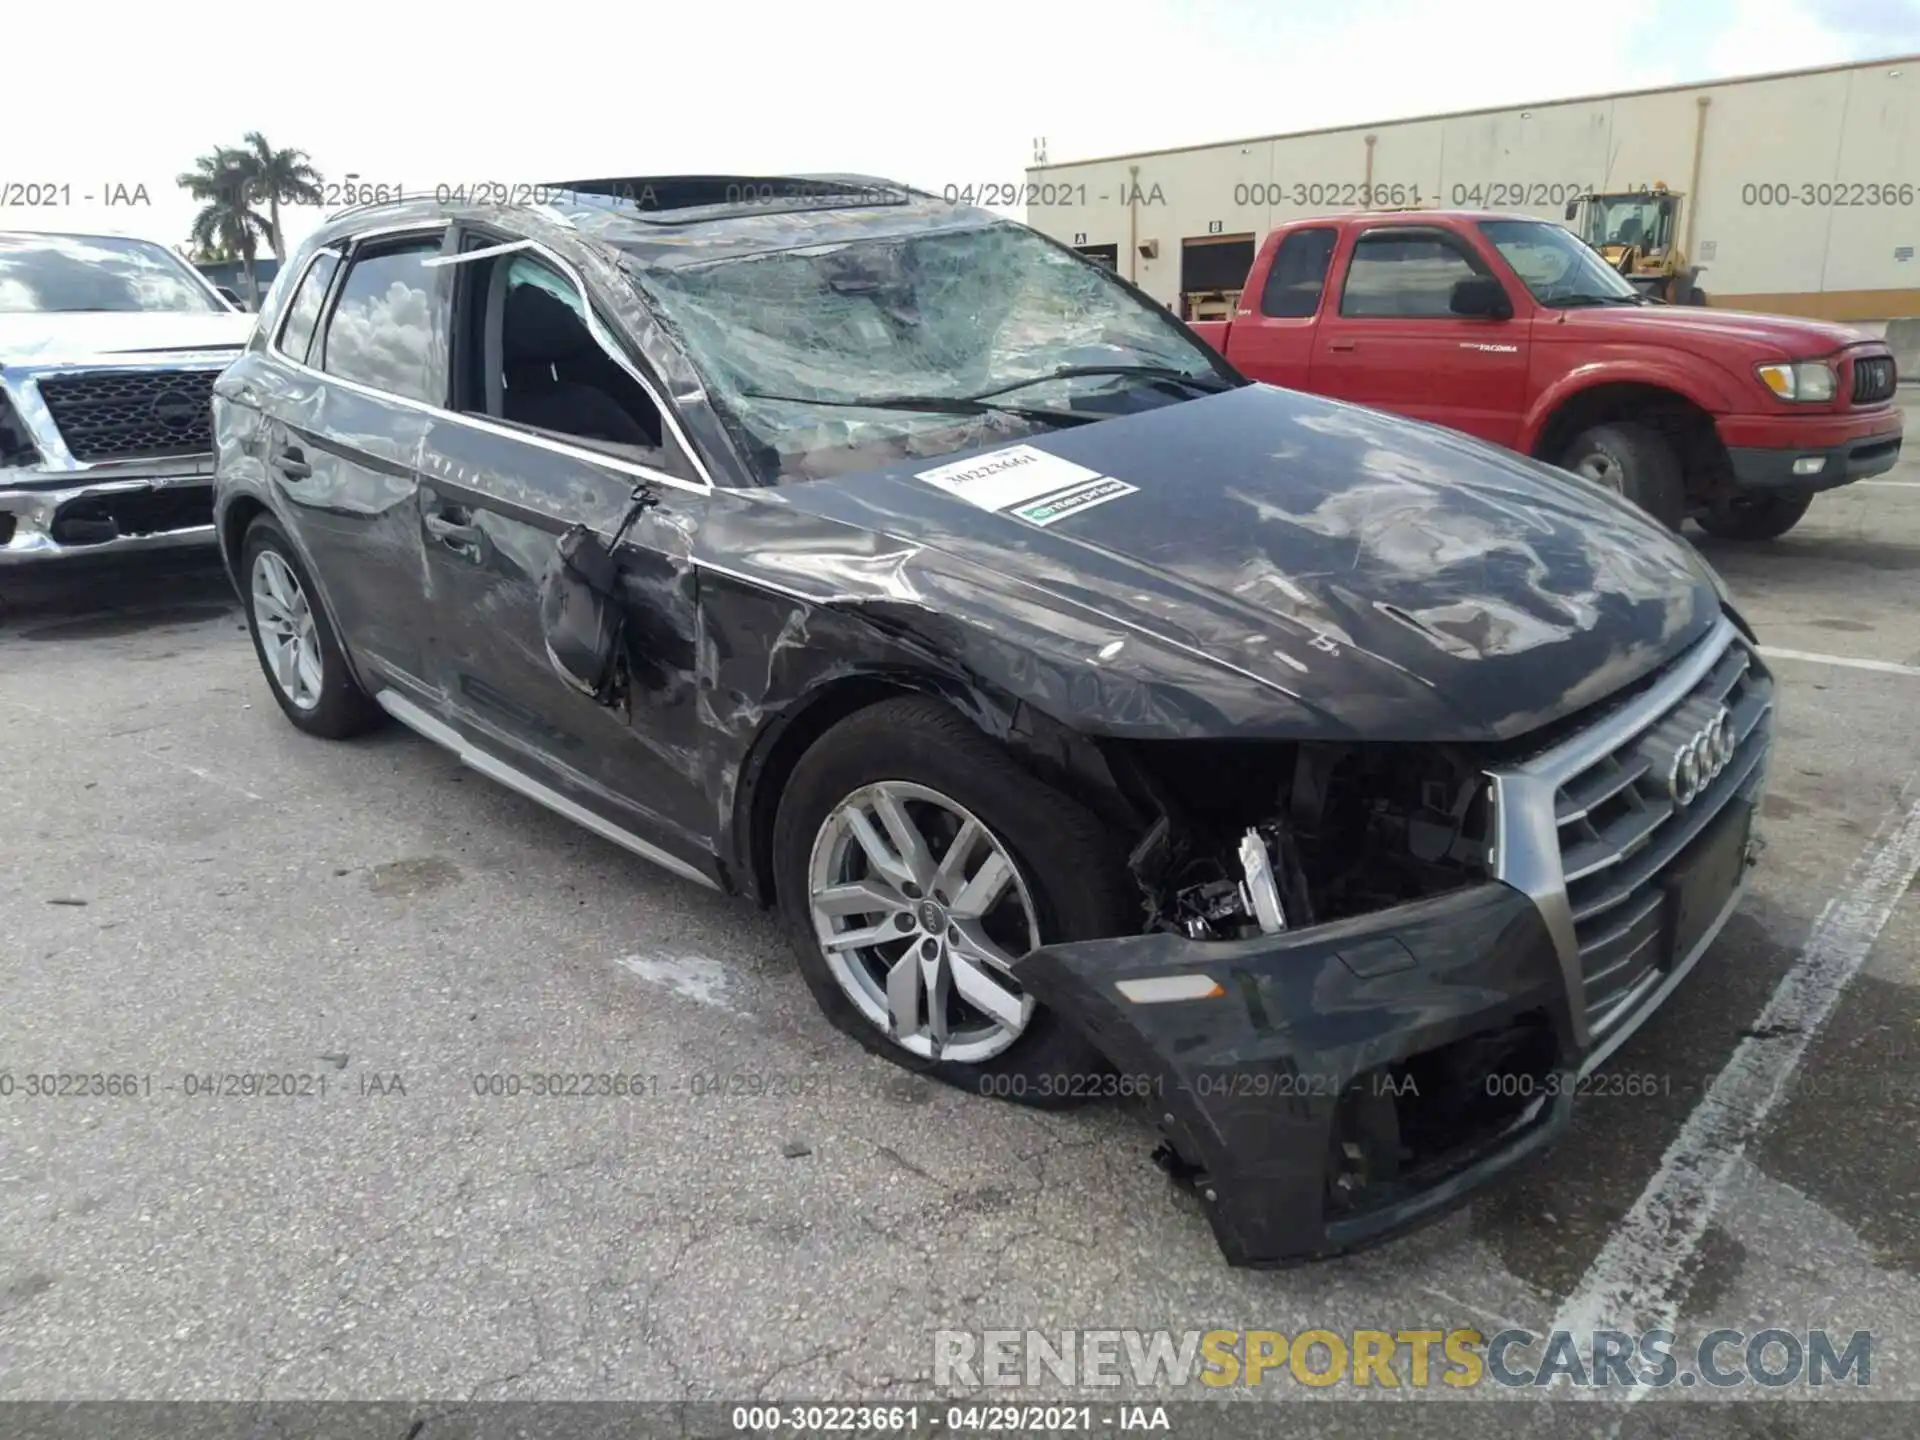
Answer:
1024, 58, 1920, 317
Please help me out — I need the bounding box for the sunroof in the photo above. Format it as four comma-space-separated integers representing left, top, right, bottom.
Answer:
540, 175, 915, 223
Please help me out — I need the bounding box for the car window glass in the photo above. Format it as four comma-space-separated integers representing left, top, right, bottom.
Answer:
0, 233, 225, 314
1340, 234, 1481, 318
276, 252, 339, 364
481, 253, 666, 461
1259, 228, 1336, 318
505, 255, 588, 323
318, 241, 441, 403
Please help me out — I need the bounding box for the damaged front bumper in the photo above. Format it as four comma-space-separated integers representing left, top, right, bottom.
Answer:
1016, 614, 1771, 1267
0, 465, 217, 563
1016, 882, 1572, 1266
1, 356, 224, 564
1018, 848, 1753, 1266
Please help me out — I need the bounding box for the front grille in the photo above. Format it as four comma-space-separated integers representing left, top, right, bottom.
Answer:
1852, 355, 1897, 405
34, 368, 219, 462
1492, 619, 1773, 1035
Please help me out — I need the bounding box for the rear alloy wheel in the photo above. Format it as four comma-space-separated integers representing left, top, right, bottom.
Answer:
773, 696, 1131, 1106
1695, 491, 1814, 541
1560, 421, 1686, 530
241, 515, 384, 739
252, 550, 323, 711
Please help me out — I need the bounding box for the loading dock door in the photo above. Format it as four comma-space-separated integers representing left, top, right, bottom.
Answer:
1075, 243, 1119, 270
1180, 233, 1255, 320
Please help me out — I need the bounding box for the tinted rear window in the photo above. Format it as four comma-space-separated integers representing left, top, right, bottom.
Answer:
1259, 228, 1337, 318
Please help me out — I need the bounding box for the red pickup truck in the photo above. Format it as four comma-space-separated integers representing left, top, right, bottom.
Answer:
1186, 210, 1904, 539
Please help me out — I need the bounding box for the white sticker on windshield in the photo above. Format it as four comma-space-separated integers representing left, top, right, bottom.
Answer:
916, 444, 1108, 513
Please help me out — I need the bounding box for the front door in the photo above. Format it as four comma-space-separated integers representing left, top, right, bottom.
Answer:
1310, 225, 1531, 448
416, 238, 714, 870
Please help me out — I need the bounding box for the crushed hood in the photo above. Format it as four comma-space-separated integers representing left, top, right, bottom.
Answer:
738, 385, 1721, 743
0, 310, 255, 363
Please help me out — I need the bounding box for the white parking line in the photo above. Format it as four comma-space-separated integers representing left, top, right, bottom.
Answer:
1549, 785, 1920, 1393
1850, 480, 1920, 488
1757, 646, 1920, 677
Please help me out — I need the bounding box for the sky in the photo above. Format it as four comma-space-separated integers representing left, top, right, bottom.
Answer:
4, 0, 1918, 264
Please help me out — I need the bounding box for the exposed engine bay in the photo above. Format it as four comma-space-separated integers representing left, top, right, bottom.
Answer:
1117, 741, 1494, 940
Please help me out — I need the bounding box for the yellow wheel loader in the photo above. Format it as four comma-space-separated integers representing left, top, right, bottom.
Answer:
1564, 183, 1708, 306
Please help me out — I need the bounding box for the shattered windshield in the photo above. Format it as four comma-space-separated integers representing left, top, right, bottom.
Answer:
631, 222, 1234, 484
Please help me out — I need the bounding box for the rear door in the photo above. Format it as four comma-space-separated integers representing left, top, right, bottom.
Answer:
1217, 226, 1338, 391
267, 229, 449, 686
1310, 224, 1530, 447
413, 230, 716, 871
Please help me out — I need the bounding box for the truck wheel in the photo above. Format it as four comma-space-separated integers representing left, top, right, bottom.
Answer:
1696, 493, 1813, 541
1560, 422, 1686, 530
772, 696, 1133, 1109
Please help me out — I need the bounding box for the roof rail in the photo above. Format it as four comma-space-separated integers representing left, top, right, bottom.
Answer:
321, 172, 935, 225
323, 188, 435, 222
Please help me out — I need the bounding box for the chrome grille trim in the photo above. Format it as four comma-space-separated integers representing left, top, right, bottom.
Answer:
33, 364, 225, 463
1488, 615, 1773, 1049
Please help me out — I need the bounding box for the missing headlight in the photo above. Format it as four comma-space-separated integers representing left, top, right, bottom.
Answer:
1120, 741, 1492, 939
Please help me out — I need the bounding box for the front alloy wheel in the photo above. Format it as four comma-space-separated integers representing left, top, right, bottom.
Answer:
772, 695, 1131, 1106
807, 781, 1038, 1064
251, 549, 323, 710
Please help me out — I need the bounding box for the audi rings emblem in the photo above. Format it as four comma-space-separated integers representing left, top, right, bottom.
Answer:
1666, 705, 1735, 807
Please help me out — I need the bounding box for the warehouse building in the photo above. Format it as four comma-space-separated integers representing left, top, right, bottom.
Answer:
1021, 55, 1920, 330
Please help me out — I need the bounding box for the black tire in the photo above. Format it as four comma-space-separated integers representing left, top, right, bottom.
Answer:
240, 514, 384, 739
1695, 492, 1814, 541
1559, 421, 1686, 530
772, 695, 1134, 1109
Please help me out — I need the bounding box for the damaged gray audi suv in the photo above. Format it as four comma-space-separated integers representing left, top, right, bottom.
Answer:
210, 176, 1772, 1266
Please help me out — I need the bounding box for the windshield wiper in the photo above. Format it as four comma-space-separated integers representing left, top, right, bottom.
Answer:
966, 364, 1235, 401
736, 390, 1102, 427
1544, 294, 1643, 308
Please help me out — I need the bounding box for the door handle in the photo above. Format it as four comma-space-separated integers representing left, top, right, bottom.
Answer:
271, 445, 312, 480
424, 508, 482, 549
1329, 339, 1358, 353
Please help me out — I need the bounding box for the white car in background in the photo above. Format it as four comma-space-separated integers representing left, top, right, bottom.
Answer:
1, 231, 256, 563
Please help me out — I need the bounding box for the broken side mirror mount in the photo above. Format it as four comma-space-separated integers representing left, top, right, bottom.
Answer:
538, 485, 659, 704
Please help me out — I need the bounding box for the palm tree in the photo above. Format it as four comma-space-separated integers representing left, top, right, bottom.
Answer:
238, 132, 324, 261
178, 148, 270, 308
